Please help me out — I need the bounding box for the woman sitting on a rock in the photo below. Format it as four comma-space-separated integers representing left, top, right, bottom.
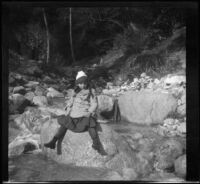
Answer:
44, 71, 107, 156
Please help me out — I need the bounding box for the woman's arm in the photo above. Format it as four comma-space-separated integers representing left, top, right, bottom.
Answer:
64, 90, 75, 110
88, 89, 98, 114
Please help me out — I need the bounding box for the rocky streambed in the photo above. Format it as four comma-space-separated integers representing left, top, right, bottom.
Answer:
8, 71, 186, 181
9, 121, 185, 182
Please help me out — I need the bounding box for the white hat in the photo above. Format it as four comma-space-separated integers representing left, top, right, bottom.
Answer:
76, 71, 87, 80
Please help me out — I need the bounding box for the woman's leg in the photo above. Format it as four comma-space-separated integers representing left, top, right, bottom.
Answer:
56, 128, 67, 155
88, 127, 107, 156
44, 125, 67, 149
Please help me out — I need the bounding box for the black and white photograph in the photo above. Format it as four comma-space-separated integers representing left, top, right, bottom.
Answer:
2, 1, 199, 182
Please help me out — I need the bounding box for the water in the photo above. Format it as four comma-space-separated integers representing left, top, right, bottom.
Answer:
9, 152, 109, 181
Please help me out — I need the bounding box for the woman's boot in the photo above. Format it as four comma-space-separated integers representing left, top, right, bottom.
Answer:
44, 126, 67, 150
88, 128, 107, 156
56, 129, 67, 155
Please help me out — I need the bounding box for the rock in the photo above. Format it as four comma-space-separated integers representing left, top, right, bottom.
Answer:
154, 79, 160, 84
24, 92, 35, 102
92, 63, 98, 68
50, 84, 60, 91
9, 94, 31, 114
25, 87, 32, 92
24, 81, 39, 88
43, 76, 55, 84
9, 75, 16, 85
14, 108, 51, 134
118, 91, 177, 125
105, 152, 136, 174
145, 172, 185, 182
13, 86, 26, 95
178, 99, 182, 106
122, 168, 138, 180
104, 171, 123, 180
9, 135, 40, 156
9, 73, 28, 86
147, 82, 154, 89
46, 87, 64, 98
41, 120, 149, 175
163, 75, 186, 89
138, 138, 154, 152
177, 104, 186, 117
174, 154, 186, 178
35, 86, 47, 96
9, 126, 21, 143
106, 82, 114, 89
33, 96, 48, 107
41, 121, 119, 167
140, 73, 146, 78
102, 89, 119, 96
9, 87, 14, 93
163, 118, 175, 126
177, 123, 186, 134
132, 132, 143, 140
21, 65, 42, 76
181, 93, 186, 105
134, 151, 154, 177
133, 78, 139, 83
155, 139, 184, 170
97, 95, 114, 112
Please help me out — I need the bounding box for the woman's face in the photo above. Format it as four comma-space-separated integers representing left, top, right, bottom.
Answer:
78, 82, 86, 89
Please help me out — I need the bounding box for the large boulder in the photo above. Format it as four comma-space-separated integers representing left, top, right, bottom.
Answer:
13, 86, 26, 95
155, 139, 184, 171
9, 134, 40, 157
24, 81, 39, 89
163, 75, 186, 89
9, 72, 28, 86
174, 154, 186, 178
40, 120, 154, 177
24, 92, 35, 102
33, 96, 48, 107
46, 87, 64, 98
97, 95, 114, 117
13, 108, 51, 134
41, 121, 118, 167
9, 94, 31, 114
118, 91, 177, 125
9, 108, 53, 157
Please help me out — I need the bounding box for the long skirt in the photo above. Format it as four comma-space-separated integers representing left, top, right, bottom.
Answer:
56, 114, 100, 133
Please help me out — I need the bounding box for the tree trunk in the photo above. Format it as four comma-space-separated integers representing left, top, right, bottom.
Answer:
43, 8, 50, 65
69, 7, 76, 63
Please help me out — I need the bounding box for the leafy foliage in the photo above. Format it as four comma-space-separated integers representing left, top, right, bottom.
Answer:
3, 5, 186, 69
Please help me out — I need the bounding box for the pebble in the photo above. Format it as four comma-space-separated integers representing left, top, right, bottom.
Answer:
132, 132, 143, 140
